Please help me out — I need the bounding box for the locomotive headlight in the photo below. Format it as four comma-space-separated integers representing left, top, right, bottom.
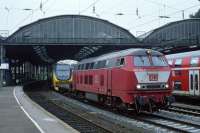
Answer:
136, 84, 141, 89
165, 84, 169, 88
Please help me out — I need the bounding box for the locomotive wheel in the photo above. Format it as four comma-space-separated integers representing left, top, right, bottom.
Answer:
148, 102, 153, 113
135, 100, 140, 113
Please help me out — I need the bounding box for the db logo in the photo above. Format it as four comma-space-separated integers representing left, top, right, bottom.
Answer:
149, 74, 158, 81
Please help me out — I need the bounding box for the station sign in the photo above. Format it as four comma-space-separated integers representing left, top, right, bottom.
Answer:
0, 63, 9, 70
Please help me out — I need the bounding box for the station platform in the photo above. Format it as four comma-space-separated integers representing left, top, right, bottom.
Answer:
0, 86, 79, 133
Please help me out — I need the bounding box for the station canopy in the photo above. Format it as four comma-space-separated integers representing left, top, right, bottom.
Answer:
141, 19, 200, 54
4, 15, 139, 64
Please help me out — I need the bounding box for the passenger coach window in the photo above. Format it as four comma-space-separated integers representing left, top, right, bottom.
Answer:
134, 56, 150, 66
190, 57, 199, 66
175, 59, 182, 66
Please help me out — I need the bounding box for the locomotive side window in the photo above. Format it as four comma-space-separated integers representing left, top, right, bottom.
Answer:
93, 62, 98, 69
89, 75, 93, 85
190, 57, 199, 66
152, 56, 168, 66
101, 60, 107, 68
85, 63, 90, 70
134, 56, 151, 66
107, 58, 117, 68
80, 64, 83, 70
96, 60, 107, 68
174, 59, 182, 66
78, 65, 81, 70
90, 62, 94, 69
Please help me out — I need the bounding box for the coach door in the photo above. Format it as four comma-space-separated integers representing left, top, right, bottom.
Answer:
189, 70, 200, 96
107, 70, 112, 96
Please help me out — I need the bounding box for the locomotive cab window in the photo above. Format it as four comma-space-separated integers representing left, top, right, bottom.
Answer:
134, 56, 167, 66
152, 56, 168, 66
120, 58, 125, 65
93, 62, 98, 69
190, 57, 199, 66
116, 58, 125, 66
174, 59, 182, 66
134, 56, 151, 66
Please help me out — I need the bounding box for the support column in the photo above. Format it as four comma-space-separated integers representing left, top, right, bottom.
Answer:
0, 44, 5, 87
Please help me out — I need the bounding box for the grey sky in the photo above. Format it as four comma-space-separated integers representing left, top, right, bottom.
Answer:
0, 0, 199, 37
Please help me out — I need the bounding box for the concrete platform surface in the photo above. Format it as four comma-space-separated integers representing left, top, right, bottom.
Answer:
0, 86, 79, 133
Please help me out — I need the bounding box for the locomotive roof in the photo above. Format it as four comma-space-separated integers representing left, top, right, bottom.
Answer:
80, 48, 163, 64
166, 50, 200, 59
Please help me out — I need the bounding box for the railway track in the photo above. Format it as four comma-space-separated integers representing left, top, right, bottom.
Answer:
62, 92, 200, 133
25, 85, 200, 133
137, 113, 200, 133
166, 104, 200, 117
26, 91, 112, 133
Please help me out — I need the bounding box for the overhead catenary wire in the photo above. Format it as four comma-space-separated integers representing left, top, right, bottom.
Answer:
142, 0, 179, 11
129, 3, 200, 30
10, 0, 51, 33
79, 0, 101, 14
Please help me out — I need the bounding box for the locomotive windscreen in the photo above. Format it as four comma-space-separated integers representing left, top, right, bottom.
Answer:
55, 64, 71, 80
134, 56, 168, 67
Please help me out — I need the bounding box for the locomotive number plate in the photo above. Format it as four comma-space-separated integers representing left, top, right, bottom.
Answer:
149, 74, 158, 81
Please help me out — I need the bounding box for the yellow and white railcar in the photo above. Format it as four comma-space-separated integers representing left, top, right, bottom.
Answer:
52, 60, 77, 92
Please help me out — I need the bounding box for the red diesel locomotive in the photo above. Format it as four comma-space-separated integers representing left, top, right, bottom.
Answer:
73, 48, 174, 112
166, 50, 200, 97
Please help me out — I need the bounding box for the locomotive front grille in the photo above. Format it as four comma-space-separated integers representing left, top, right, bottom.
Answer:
138, 83, 167, 90
146, 84, 161, 88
